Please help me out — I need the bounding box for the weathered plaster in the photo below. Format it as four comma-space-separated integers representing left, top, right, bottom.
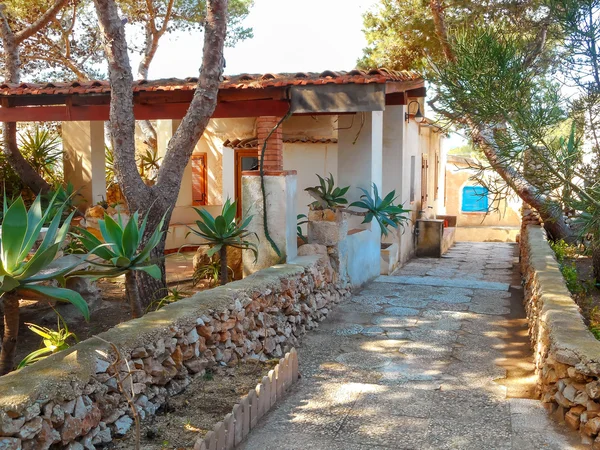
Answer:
63, 121, 106, 206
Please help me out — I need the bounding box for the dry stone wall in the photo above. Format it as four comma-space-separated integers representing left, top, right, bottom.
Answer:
0, 255, 348, 449
521, 225, 600, 447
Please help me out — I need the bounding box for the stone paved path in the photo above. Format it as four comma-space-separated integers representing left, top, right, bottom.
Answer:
240, 242, 583, 449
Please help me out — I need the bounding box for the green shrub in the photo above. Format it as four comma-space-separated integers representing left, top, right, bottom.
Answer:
549, 239, 578, 263
560, 262, 583, 294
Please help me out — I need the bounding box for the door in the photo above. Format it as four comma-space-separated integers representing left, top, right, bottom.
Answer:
421, 154, 429, 208
235, 149, 259, 216
191, 153, 207, 206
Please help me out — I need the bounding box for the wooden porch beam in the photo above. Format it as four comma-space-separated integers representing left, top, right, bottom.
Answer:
385, 92, 407, 105
385, 80, 425, 94
0, 99, 291, 122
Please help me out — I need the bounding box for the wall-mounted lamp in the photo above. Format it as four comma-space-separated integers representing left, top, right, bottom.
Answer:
405, 100, 425, 124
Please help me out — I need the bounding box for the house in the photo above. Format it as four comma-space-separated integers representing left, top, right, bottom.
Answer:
0, 69, 445, 286
443, 154, 521, 242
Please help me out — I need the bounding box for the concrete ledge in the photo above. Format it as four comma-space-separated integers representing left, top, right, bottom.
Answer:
521, 225, 600, 444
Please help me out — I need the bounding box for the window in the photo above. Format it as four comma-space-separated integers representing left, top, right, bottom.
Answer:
410, 155, 416, 203
462, 185, 489, 212
191, 153, 207, 206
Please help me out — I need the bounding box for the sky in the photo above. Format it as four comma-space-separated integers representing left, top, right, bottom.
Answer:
130, 0, 378, 79
128, 0, 465, 149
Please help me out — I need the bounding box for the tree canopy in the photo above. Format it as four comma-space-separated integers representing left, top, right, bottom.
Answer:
359, 0, 550, 72
1, 0, 253, 81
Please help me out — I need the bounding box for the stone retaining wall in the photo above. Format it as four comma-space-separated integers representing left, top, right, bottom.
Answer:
0, 255, 348, 449
521, 225, 600, 447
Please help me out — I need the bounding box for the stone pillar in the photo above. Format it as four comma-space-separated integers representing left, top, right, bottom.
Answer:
241, 171, 297, 276
336, 111, 383, 285
256, 116, 283, 171
382, 105, 405, 266
63, 121, 106, 207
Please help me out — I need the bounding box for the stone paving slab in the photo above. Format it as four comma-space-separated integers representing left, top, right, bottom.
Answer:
374, 275, 510, 291
240, 243, 583, 450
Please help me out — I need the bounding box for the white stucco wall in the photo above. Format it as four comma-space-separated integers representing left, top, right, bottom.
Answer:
346, 229, 381, 286
283, 142, 338, 217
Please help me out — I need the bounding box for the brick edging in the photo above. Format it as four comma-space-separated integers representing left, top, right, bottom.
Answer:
193, 348, 299, 450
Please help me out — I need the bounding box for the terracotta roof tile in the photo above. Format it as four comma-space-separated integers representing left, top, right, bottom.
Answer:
0, 69, 421, 97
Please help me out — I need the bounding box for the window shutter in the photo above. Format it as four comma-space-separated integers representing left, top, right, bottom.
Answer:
191, 154, 207, 205
462, 186, 489, 212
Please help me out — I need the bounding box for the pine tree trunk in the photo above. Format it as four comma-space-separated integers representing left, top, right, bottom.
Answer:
0, 18, 51, 194
220, 246, 228, 285
125, 270, 144, 318
94, 0, 228, 314
593, 242, 600, 283
0, 293, 20, 375
135, 242, 168, 311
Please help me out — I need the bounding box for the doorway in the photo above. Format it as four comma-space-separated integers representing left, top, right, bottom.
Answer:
235, 149, 259, 216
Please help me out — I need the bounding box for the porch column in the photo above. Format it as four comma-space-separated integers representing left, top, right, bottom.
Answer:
242, 116, 297, 275
336, 112, 383, 286
222, 146, 235, 200
63, 121, 106, 207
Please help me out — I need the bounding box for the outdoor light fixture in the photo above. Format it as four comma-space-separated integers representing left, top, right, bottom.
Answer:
405, 100, 425, 124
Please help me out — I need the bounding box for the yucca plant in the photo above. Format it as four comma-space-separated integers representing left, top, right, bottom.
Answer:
72, 210, 167, 317
17, 316, 78, 369
350, 184, 410, 237
138, 147, 162, 183
0, 193, 89, 375
20, 127, 62, 182
305, 174, 350, 209
105, 145, 117, 188
188, 198, 257, 286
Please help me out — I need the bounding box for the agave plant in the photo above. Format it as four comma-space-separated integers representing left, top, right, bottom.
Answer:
42, 182, 85, 225
350, 184, 410, 237
18, 316, 78, 369
305, 174, 350, 209
72, 210, 167, 317
188, 198, 257, 286
0, 193, 89, 375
